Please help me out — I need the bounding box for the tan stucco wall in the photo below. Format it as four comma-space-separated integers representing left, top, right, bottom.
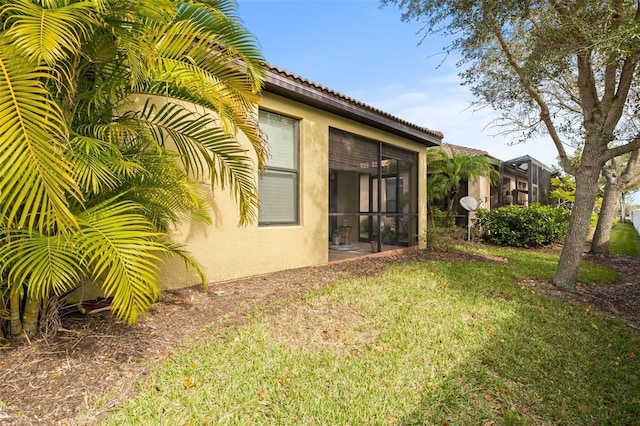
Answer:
467, 175, 492, 210
157, 92, 429, 289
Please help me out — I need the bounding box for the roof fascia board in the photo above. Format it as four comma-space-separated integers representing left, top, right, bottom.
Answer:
503, 155, 554, 172
265, 70, 442, 147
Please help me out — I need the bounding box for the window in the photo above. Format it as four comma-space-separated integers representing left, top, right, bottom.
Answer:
258, 110, 299, 225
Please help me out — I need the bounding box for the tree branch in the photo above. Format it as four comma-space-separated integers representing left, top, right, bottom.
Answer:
550, 1, 602, 120
604, 53, 640, 133
618, 145, 640, 189
484, 3, 574, 173
605, 134, 640, 161
601, 0, 625, 107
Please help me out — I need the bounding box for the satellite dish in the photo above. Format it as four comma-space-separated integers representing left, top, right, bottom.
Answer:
460, 196, 478, 212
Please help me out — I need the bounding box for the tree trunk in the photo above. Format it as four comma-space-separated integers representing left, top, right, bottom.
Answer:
21, 295, 41, 337
590, 150, 640, 254
427, 204, 435, 228
590, 167, 618, 255
553, 165, 601, 291
445, 186, 460, 226
620, 192, 626, 222
9, 291, 23, 337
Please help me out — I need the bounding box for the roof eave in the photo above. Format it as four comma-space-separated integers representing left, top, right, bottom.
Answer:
503, 155, 554, 172
265, 68, 442, 147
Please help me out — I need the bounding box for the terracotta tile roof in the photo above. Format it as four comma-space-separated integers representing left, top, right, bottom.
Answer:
265, 65, 443, 146
441, 143, 490, 157
438, 143, 502, 164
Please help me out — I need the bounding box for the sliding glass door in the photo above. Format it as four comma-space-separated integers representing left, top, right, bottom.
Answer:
329, 128, 418, 251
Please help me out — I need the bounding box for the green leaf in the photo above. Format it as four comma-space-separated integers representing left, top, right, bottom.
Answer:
0, 229, 81, 299
76, 200, 165, 324
2, 0, 99, 65
129, 100, 259, 225
0, 39, 79, 232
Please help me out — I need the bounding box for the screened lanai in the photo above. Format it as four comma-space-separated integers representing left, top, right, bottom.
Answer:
500, 155, 554, 206
328, 128, 419, 259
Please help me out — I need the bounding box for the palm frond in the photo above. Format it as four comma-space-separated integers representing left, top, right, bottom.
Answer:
159, 237, 207, 289
153, 23, 263, 103
127, 100, 259, 224
140, 1, 267, 170
0, 40, 79, 232
0, 0, 269, 333
427, 146, 499, 201
115, 147, 212, 231
68, 135, 124, 195
76, 200, 166, 324
93, 0, 174, 92
175, 1, 266, 91
0, 228, 82, 299
1, 0, 99, 65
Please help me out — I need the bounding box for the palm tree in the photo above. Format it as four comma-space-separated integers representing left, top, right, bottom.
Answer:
0, 0, 267, 338
427, 146, 499, 225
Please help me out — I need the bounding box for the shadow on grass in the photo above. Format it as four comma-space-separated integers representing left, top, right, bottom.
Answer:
396, 257, 639, 425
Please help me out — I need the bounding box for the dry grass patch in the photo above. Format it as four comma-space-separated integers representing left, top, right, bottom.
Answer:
266, 296, 379, 356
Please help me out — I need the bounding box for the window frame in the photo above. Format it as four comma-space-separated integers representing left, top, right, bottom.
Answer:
258, 109, 300, 226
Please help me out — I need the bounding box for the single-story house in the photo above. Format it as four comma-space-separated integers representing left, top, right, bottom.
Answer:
429, 143, 554, 224
158, 66, 443, 288
438, 143, 502, 212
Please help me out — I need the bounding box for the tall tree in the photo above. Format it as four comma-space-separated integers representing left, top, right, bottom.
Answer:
591, 148, 640, 254
384, 0, 640, 291
0, 0, 266, 338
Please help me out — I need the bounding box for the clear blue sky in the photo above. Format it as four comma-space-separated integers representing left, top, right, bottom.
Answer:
236, 0, 561, 170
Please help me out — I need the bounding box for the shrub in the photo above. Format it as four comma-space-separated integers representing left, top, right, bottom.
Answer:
429, 206, 455, 228
426, 207, 466, 249
475, 204, 570, 247
425, 225, 467, 249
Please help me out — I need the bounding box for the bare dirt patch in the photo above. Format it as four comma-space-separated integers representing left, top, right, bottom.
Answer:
267, 296, 376, 356
524, 252, 640, 333
0, 247, 638, 425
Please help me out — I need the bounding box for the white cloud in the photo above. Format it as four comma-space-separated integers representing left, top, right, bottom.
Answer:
355, 78, 560, 169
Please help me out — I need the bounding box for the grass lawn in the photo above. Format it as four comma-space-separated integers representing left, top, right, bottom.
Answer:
609, 221, 640, 256
103, 246, 639, 425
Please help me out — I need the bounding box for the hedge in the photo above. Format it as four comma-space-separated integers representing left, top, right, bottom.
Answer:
475, 203, 570, 247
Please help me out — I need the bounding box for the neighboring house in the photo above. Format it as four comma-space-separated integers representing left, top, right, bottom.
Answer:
428, 143, 500, 226
440, 143, 501, 211
500, 155, 555, 207
158, 66, 443, 288
430, 143, 554, 224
